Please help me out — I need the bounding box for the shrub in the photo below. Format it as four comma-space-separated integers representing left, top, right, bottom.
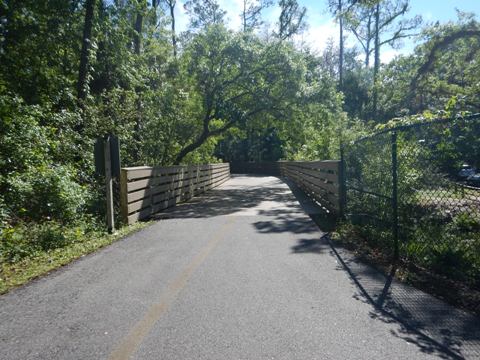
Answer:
0, 220, 99, 263
5, 165, 88, 224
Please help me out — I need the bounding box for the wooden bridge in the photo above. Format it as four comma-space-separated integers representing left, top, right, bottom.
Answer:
120, 161, 343, 225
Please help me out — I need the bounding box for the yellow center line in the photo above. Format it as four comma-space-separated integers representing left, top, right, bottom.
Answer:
108, 217, 236, 360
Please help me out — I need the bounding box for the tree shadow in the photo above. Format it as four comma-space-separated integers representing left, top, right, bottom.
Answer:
150, 173, 480, 359
326, 236, 480, 359
278, 181, 480, 359
152, 175, 298, 219
250, 179, 338, 235
253, 213, 320, 234
290, 234, 331, 254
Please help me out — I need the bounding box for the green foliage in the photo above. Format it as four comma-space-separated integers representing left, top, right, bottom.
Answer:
0, 219, 99, 263
376, 14, 480, 121
5, 165, 87, 224
0, 93, 52, 175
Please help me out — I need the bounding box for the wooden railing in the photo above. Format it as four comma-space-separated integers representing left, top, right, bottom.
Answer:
120, 163, 230, 224
279, 160, 342, 214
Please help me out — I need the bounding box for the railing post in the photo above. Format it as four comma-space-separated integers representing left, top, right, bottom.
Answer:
339, 145, 347, 219
120, 168, 129, 225
391, 132, 399, 262
104, 136, 115, 233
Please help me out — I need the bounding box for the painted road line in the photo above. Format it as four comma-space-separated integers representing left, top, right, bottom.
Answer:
108, 217, 236, 360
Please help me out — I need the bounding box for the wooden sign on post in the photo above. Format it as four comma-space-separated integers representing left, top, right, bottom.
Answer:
94, 135, 121, 233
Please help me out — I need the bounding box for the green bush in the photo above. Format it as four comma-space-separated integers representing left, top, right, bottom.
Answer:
5, 165, 88, 224
0, 220, 99, 263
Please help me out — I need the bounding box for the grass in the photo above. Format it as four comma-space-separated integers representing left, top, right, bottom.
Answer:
0, 221, 151, 294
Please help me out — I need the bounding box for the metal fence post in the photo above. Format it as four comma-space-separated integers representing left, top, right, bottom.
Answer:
391, 132, 399, 262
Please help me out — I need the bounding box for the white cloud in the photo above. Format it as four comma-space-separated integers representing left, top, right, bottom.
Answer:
217, 0, 243, 31
300, 20, 339, 54
173, 1, 411, 64
174, 0, 189, 32
380, 49, 402, 64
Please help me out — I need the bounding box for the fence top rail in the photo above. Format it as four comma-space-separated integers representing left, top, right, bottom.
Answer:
122, 163, 229, 171
122, 163, 230, 181
280, 160, 340, 164
281, 160, 340, 172
346, 112, 480, 146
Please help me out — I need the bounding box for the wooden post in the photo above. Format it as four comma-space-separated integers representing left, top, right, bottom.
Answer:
104, 136, 115, 233
120, 168, 129, 225
339, 146, 347, 219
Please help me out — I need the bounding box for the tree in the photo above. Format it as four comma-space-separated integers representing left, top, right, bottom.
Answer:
345, 0, 421, 116
163, 0, 178, 57
347, 0, 420, 68
345, 2, 375, 66
327, 0, 357, 88
173, 25, 320, 163
78, 0, 97, 103
277, 0, 306, 40
184, 0, 226, 29
241, 0, 273, 32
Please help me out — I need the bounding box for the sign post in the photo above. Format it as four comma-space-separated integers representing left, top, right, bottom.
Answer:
95, 135, 121, 233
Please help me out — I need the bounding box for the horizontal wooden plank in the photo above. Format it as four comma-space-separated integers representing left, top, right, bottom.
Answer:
301, 187, 339, 211
123, 164, 230, 223
282, 166, 338, 186
297, 175, 338, 194
127, 175, 230, 223
286, 166, 339, 185
285, 163, 339, 178
129, 173, 230, 220
281, 165, 340, 212
124, 163, 229, 181
127, 196, 152, 215
127, 172, 230, 215
281, 161, 339, 173
126, 168, 229, 196
293, 160, 340, 171
126, 167, 154, 181
127, 170, 229, 206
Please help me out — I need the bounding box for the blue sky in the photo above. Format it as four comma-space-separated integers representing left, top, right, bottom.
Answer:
174, 0, 480, 63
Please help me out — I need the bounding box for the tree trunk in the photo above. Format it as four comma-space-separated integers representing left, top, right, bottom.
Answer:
168, 1, 177, 58
338, 0, 344, 89
242, 0, 247, 32
133, 12, 143, 55
77, 0, 96, 102
175, 131, 209, 164
132, 3, 145, 163
373, 2, 380, 118
365, 15, 371, 67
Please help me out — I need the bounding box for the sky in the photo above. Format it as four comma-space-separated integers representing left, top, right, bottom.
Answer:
173, 0, 480, 63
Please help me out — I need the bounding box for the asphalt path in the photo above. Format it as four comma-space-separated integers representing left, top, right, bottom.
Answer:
0, 175, 479, 359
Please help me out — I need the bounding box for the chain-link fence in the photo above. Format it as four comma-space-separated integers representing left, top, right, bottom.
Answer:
342, 114, 480, 288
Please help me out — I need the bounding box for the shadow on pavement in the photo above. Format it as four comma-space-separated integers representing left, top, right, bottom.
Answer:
290, 219, 480, 359
276, 181, 480, 359
152, 175, 298, 219
154, 173, 480, 359
254, 213, 319, 234
330, 239, 480, 359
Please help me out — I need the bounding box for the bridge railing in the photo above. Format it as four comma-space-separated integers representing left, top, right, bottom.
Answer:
279, 160, 342, 214
119, 163, 230, 224
230, 162, 281, 176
